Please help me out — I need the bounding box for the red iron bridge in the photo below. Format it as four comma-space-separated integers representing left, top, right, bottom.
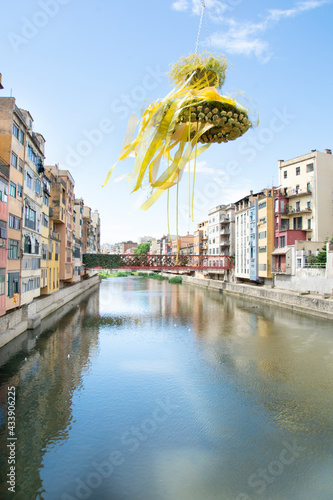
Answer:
83, 254, 233, 272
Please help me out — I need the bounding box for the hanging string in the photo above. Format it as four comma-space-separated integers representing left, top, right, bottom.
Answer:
195, 0, 205, 54
203, 2, 212, 51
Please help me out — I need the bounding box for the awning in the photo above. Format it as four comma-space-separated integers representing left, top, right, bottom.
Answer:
271, 247, 290, 255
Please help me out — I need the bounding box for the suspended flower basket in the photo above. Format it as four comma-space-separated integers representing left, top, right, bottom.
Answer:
169, 53, 252, 144
103, 52, 254, 214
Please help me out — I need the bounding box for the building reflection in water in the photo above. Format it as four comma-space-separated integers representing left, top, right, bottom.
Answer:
0, 288, 100, 499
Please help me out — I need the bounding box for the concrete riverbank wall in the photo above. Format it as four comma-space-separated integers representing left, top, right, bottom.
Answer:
0, 275, 101, 349
181, 276, 333, 320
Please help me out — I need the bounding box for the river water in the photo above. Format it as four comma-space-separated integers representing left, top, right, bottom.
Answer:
0, 277, 333, 500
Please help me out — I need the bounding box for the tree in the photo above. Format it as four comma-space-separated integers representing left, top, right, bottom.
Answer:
134, 242, 150, 255
314, 238, 333, 264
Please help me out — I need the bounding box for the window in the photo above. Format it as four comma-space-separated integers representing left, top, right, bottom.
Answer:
308, 218, 311, 230
280, 236, 285, 247
259, 231, 267, 239
0, 269, 5, 295
43, 194, 49, 206
296, 201, 300, 212
42, 244, 47, 260
18, 158, 23, 173
259, 246, 267, 253
8, 239, 19, 259
7, 272, 19, 297
306, 163, 314, 172
307, 201, 311, 209
281, 219, 289, 230
13, 122, 19, 139
297, 258, 302, 268
8, 214, 20, 230
42, 214, 49, 228
24, 235, 32, 254
307, 182, 311, 192
35, 179, 41, 196
283, 171, 287, 179
35, 241, 39, 254
19, 130, 24, 145
17, 184, 23, 198
293, 217, 302, 230
275, 237, 279, 248
296, 167, 300, 175
27, 172, 32, 189
24, 206, 36, 230
258, 201, 266, 210
10, 182, 16, 198
296, 185, 300, 194
11, 152, 18, 168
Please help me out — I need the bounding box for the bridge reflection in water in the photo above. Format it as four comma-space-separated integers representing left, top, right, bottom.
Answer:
84, 253, 233, 271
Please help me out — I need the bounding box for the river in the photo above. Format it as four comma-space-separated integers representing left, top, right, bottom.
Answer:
0, 277, 333, 500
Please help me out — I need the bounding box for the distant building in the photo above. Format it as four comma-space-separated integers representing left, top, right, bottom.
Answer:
273, 149, 333, 275
91, 210, 101, 253
208, 204, 235, 257
235, 191, 261, 281
73, 198, 84, 282
171, 233, 194, 255
46, 164, 75, 284
194, 220, 208, 256
138, 236, 153, 245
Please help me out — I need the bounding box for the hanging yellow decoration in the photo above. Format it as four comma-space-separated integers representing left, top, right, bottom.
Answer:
102, 52, 253, 215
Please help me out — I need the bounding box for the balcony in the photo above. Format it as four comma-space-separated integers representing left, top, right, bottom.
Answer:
288, 207, 312, 214
287, 188, 312, 198
220, 229, 230, 235
220, 217, 230, 224
220, 241, 230, 246
49, 230, 60, 241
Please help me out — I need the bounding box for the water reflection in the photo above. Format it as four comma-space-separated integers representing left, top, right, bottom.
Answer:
0, 277, 332, 500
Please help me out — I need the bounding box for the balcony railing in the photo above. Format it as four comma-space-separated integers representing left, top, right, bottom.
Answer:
220, 241, 230, 246
287, 188, 312, 197
288, 207, 312, 214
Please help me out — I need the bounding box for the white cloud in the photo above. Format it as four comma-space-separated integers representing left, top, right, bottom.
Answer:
172, 0, 331, 62
172, 0, 189, 12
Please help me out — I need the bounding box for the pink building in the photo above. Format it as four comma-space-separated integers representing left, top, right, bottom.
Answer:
0, 159, 9, 316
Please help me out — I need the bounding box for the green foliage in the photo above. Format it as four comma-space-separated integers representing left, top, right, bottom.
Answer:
133, 242, 150, 255
169, 52, 228, 89
168, 276, 183, 284
313, 238, 333, 264
83, 253, 122, 269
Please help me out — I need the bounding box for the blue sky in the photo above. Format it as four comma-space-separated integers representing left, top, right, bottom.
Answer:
1, 0, 332, 243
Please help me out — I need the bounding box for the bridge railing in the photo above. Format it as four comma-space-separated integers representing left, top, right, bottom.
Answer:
83, 253, 233, 270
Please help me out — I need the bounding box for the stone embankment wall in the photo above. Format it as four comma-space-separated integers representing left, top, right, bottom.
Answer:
0, 276, 100, 349
181, 276, 333, 320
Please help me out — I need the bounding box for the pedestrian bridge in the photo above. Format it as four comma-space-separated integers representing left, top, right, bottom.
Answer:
83, 254, 233, 272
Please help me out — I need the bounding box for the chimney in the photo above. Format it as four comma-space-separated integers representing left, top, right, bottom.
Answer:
311, 149, 316, 152
250, 190, 253, 195
325, 149, 332, 154
0, 74, 3, 90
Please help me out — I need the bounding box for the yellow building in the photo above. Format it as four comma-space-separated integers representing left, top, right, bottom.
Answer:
47, 228, 60, 294
39, 172, 60, 294
40, 174, 50, 294
257, 189, 274, 283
